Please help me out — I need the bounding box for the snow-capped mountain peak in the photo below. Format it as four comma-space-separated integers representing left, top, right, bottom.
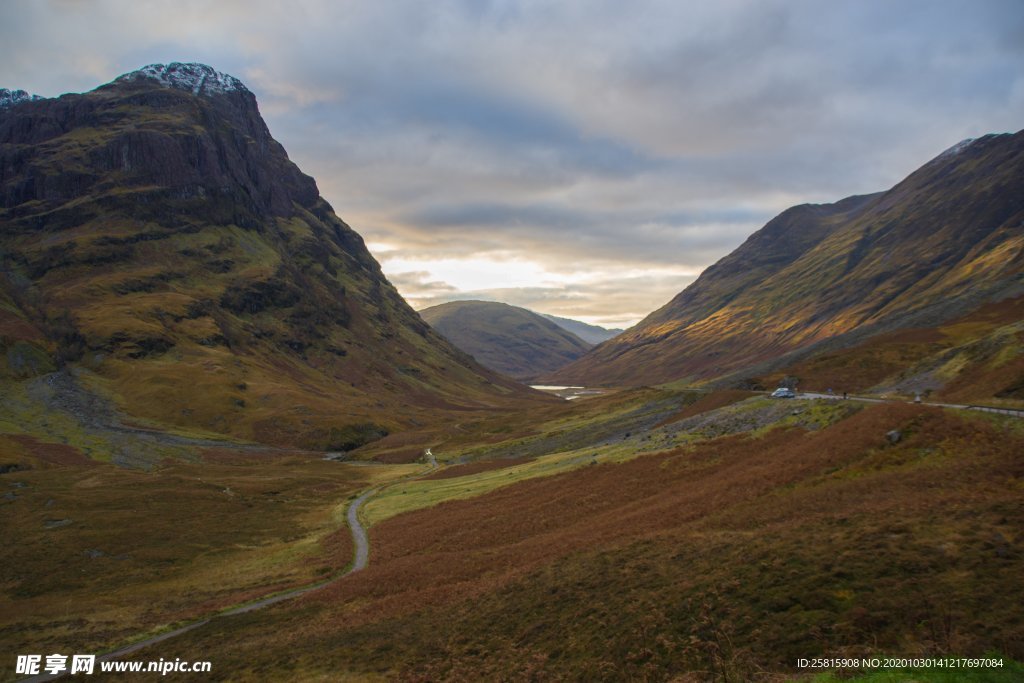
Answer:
0, 88, 44, 109
937, 137, 976, 159
114, 63, 249, 97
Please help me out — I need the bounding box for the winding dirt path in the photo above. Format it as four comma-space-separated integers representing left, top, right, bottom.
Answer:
346, 487, 374, 573
18, 489, 377, 683
18, 444, 445, 682
14, 373, 437, 682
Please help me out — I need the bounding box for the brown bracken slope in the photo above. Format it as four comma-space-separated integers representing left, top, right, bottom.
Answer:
141, 402, 1024, 680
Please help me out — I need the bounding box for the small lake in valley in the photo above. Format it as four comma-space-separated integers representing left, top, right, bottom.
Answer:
530, 385, 608, 401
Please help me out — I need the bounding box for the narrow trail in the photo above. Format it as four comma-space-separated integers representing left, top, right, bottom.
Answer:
19, 488, 379, 683
18, 447, 444, 681
347, 487, 374, 573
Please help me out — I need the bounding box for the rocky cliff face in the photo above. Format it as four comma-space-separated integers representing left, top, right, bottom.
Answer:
0, 63, 537, 448
549, 131, 1024, 393
0, 88, 43, 110
1, 63, 317, 219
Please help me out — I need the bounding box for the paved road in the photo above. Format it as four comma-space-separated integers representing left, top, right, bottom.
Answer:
19, 488, 377, 683
798, 392, 1024, 417
347, 488, 374, 572
19, 443, 446, 682
20, 442, 446, 683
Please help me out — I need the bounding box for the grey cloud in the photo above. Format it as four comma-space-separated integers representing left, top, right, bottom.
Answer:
3, 0, 1021, 324
400, 272, 696, 330
391, 201, 761, 268
387, 271, 458, 297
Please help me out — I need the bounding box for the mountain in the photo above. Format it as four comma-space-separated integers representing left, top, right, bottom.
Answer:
419, 300, 592, 380
549, 131, 1024, 400
541, 313, 622, 345
0, 88, 43, 109
0, 63, 540, 449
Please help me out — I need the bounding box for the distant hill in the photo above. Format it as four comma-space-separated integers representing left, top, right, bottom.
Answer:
0, 63, 540, 449
541, 314, 622, 345
419, 301, 592, 380
549, 130, 1024, 404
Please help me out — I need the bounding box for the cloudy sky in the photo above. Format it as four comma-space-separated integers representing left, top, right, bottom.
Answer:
3, 0, 1022, 327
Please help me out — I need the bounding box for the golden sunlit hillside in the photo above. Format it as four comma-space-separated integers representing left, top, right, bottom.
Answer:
551, 131, 1024, 404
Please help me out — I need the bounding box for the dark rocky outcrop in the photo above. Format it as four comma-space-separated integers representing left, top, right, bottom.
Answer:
1, 67, 318, 220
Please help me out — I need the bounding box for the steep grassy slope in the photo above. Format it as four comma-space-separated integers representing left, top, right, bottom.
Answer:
762, 294, 1024, 405
419, 300, 592, 380
551, 132, 1024, 400
133, 399, 1024, 681
0, 64, 543, 448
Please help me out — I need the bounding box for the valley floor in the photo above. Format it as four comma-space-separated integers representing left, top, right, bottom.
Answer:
2, 377, 1022, 682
